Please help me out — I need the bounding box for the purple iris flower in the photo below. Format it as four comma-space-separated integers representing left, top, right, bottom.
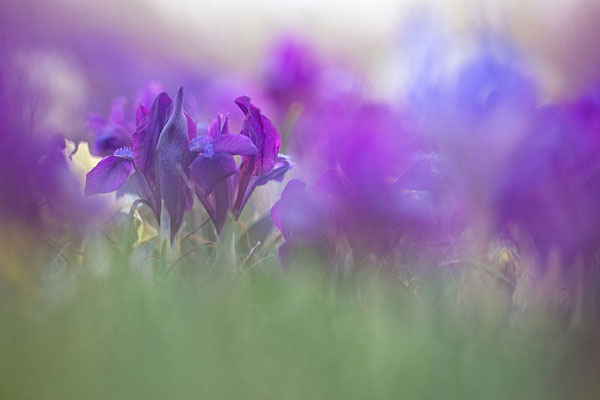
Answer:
190, 113, 257, 195
189, 112, 258, 232
232, 96, 285, 218
85, 87, 196, 242
86, 89, 291, 238
189, 106, 292, 232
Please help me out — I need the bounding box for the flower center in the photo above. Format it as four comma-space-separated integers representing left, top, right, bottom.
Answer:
188, 135, 208, 152
113, 146, 133, 159
204, 143, 214, 159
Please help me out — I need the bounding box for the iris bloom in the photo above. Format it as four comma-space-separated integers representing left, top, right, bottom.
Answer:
86, 89, 291, 239
190, 112, 257, 232
232, 96, 286, 218
85, 87, 195, 242
190, 98, 292, 232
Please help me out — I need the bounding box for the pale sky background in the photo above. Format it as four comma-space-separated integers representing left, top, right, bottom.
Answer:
141, 0, 600, 99
19, 0, 600, 138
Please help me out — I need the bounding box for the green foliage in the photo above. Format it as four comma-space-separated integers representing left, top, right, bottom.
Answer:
0, 216, 599, 399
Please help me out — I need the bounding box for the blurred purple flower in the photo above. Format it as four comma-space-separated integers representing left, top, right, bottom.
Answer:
88, 83, 166, 157
408, 43, 539, 247
271, 179, 330, 264
87, 97, 134, 156
497, 88, 600, 266
264, 37, 321, 108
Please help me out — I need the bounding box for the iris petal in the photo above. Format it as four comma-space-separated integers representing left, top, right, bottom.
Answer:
156, 87, 190, 242
211, 134, 257, 156
84, 155, 134, 196
190, 153, 238, 196
133, 92, 172, 178
233, 96, 282, 216
207, 112, 230, 140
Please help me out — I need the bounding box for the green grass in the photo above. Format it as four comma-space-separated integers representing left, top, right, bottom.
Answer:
0, 221, 598, 399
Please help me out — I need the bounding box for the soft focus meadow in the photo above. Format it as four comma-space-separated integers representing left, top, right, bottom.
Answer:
2, 0, 600, 398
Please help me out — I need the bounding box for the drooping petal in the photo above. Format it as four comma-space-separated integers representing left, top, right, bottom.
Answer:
133, 92, 172, 178
190, 153, 238, 195
211, 134, 257, 155
84, 155, 134, 196
256, 154, 293, 186
156, 87, 190, 242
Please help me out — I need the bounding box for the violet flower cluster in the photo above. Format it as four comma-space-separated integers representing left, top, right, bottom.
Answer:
84, 88, 291, 242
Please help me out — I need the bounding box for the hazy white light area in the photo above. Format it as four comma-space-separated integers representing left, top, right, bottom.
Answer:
141, 0, 600, 99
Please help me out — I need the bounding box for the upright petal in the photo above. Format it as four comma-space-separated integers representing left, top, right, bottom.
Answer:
233, 96, 282, 216
207, 112, 230, 140
84, 155, 134, 196
133, 92, 172, 178
235, 96, 281, 175
156, 87, 190, 242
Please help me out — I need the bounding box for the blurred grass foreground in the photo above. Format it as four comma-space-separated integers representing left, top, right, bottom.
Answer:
1, 230, 599, 399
